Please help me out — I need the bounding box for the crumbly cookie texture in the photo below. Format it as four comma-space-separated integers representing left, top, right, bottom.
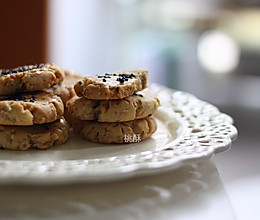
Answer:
73, 116, 157, 144
48, 69, 83, 104
0, 63, 65, 95
67, 90, 160, 122
74, 69, 148, 100
0, 117, 69, 150
0, 91, 64, 126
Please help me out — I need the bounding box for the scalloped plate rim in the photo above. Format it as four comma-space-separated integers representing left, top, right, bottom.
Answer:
0, 84, 238, 185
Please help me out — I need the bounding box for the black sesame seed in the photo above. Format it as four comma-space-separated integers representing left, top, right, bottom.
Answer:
22, 66, 28, 71
31, 96, 36, 101
38, 64, 45, 68
0, 64, 46, 76
92, 101, 100, 109
42, 124, 50, 130
51, 85, 58, 91
0, 94, 27, 102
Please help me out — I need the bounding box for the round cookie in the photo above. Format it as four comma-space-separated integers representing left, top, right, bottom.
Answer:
0, 63, 65, 95
48, 70, 82, 104
0, 91, 64, 126
67, 90, 160, 122
74, 69, 147, 100
0, 117, 69, 150
74, 116, 157, 144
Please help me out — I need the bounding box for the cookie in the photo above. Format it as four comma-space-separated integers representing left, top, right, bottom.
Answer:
67, 90, 160, 122
0, 117, 69, 150
0, 63, 65, 95
0, 91, 64, 126
74, 69, 148, 100
48, 69, 82, 104
74, 116, 157, 144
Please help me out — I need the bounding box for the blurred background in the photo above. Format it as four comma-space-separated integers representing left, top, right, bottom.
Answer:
0, 0, 259, 219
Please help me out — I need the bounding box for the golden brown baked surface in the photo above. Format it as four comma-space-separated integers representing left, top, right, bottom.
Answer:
67, 90, 160, 122
0, 91, 64, 126
73, 116, 157, 144
74, 69, 147, 100
0, 63, 64, 95
0, 117, 69, 150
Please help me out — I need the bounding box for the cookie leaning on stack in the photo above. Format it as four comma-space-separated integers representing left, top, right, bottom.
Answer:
67, 69, 160, 144
0, 63, 69, 150
48, 69, 83, 105
47, 69, 83, 123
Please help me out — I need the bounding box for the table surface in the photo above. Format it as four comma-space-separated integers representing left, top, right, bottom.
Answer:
1, 107, 258, 220
0, 160, 234, 220
213, 106, 260, 220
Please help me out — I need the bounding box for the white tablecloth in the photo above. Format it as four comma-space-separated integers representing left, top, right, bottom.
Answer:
0, 160, 234, 220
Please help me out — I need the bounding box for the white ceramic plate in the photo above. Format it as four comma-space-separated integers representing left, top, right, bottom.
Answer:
0, 84, 237, 185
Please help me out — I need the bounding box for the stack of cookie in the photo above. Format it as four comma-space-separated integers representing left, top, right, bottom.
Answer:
0, 63, 69, 150
67, 69, 160, 144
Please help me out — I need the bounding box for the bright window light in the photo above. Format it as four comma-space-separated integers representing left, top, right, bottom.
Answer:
197, 30, 240, 74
